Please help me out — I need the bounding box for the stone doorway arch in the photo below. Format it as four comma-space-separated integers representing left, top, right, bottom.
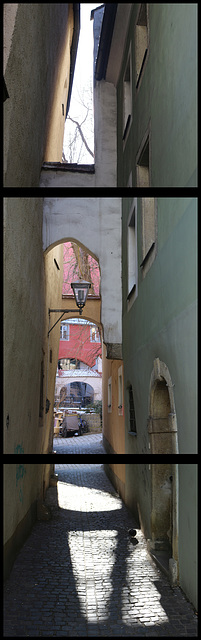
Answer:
148, 358, 179, 454
149, 463, 179, 586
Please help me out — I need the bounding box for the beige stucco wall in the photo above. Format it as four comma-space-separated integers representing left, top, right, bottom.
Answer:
4, 4, 74, 186
3, 198, 64, 454
4, 198, 45, 454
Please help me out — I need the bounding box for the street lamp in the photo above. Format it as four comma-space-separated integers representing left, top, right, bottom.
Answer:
71, 280, 91, 310
48, 281, 91, 336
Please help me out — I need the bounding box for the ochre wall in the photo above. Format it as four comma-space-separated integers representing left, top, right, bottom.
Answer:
102, 344, 125, 454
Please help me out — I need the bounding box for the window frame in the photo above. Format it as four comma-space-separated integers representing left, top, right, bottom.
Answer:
127, 198, 138, 310
60, 321, 70, 341
90, 325, 100, 343
140, 197, 157, 277
136, 133, 150, 187
128, 384, 137, 434
118, 365, 124, 416
122, 44, 132, 146
135, 3, 149, 91
108, 377, 112, 413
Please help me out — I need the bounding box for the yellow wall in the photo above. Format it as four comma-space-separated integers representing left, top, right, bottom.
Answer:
109, 464, 125, 485
3, 463, 52, 579
43, 244, 64, 452
102, 344, 125, 453
4, 4, 76, 185
44, 4, 74, 162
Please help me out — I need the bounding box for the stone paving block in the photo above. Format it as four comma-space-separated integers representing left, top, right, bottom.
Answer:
53, 433, 106, 454
4, 464, 197, 637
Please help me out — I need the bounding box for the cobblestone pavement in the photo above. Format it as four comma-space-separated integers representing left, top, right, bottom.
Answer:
4, 464, 197, 637
53, 433, 106, 454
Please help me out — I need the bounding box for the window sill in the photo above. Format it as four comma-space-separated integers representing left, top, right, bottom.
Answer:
127, 283, 136, 301
140, 242, 155, 268
122, 114, 131, 141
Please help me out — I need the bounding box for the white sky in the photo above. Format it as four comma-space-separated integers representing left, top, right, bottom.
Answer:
63, 3, 102, 164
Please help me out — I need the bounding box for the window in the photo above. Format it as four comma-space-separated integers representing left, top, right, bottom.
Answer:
118, 366, 123, 416
108, 377, 112, 413
60, 321, 70, 340
58, 358, 80, 371
128, 384, 137, 433
123, 46, 132, 142
127, 199, 138, 308
135, 3, 149, 89
136, 134, 150, 186
90, 326, 100, 342
140, 198, 157, 276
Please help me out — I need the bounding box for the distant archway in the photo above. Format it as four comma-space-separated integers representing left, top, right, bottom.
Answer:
60, 381, 94, 408
148, 358, 179, 454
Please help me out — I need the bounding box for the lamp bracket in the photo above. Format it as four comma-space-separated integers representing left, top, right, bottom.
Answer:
48, 308, 82, 336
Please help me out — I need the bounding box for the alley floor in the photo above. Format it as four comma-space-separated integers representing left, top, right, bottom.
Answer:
53, 433, 106, 454
4, 464, 197, 637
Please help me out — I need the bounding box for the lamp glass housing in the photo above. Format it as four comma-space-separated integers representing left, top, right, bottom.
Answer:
71, 281, 91, 309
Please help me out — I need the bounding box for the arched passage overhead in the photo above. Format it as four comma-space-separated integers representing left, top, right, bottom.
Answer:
43, 198, 122, 358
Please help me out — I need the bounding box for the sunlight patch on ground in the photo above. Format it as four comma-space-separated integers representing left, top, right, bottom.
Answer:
68, 529, 118, 621
57, 481, 122, 512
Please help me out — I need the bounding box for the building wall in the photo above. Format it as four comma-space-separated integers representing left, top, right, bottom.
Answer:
3, 199, 64, 454
39, 78, 117, 188
104, 464, 126, 503
4, 3, 75, 186
43, 197, 122, 354
58, 323, 101, 368
116, 3, 197, 187
122, 197, 197, 454
3, 463, 52, 580
102, 344, 125, 454
125, 464, 150, 535
43, 244, 64, 453
4, 198, 45, 454
105, 463, 197, 609
178, 464, 198, 610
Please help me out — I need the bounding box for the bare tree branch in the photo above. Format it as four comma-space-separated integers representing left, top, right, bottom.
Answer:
67, 115, 94, 159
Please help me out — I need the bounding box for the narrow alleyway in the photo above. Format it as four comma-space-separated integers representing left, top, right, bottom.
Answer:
4, 465, 197, 637
53, 433, 106, 454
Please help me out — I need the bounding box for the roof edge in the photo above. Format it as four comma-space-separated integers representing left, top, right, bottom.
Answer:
95, 3, 117, 81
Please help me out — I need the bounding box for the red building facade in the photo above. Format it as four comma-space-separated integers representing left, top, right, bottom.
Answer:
58, 320, 102, 371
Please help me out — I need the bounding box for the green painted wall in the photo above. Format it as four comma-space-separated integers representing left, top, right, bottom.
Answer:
124, 463, 197, 609
122, 198, 197, 453
178, 464, 197, 610
117, 4, 197, 187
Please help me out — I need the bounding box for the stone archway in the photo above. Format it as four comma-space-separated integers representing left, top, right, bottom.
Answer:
148, 358, 179, 454
43, 197, 122, 358
150, 463, 179, 586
